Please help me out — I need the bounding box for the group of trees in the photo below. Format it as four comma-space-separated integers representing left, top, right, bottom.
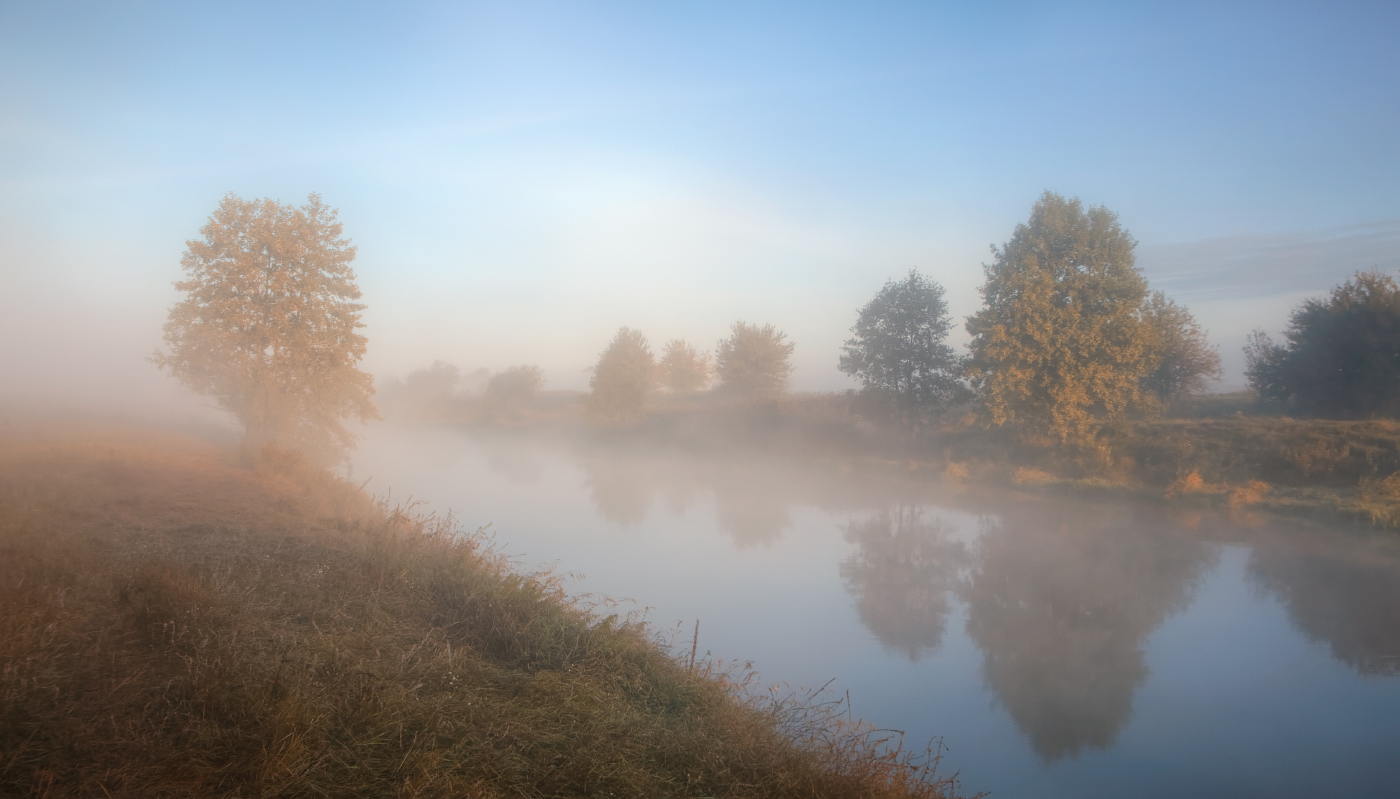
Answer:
583, 193, 1229, 441
842, 192, 1221, 444
587, 323, 794, 421
157, 189, 1396, 461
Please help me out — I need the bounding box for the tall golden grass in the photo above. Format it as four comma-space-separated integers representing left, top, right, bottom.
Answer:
0, 423, 971, 799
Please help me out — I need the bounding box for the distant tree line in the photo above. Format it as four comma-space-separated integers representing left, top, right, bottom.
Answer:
586, 322, 795, 422
158, 190, 1396, 462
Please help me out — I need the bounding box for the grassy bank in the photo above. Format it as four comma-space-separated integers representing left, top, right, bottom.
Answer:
0, 423, 969, 799
380, 388, 1400, 528
929, 415, 1400, 528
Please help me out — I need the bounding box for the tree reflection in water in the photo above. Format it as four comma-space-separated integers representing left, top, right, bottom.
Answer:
582, 454, 656, 526
841, 506, 970, 660
961, 505, 1213, 761
1248, 526, 1400, 676
579, 449, 792, 545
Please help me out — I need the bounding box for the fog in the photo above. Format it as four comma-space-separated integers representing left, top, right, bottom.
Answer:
5, 195, 1398, 423
4, 4, 1400, 794
5, 2, 1399, 418
343, 425, 1400, 795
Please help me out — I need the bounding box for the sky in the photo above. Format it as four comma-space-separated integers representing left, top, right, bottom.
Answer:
2, 0, 1398, 415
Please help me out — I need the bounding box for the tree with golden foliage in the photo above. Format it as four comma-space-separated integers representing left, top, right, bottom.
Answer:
154, 193, 377, 460
588, 327, 656, 422
714, 322, 794, 398
659, 339, 711, 394
1141, 290, 1221, 402
965, 192, 1155, 444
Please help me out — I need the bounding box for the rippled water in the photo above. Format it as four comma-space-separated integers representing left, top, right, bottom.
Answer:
353, 424, 1400, 798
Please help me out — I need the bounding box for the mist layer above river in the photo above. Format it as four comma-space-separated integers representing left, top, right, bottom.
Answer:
353, 423, 1400, 799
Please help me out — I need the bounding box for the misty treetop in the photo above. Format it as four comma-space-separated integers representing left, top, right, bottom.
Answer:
660, 338, 712, 394
154, 193, 377, 460
840, 269, 970, 421
589, 327, 657, 422
486, 365, 545, 405
1246, 270, 1400, 418
715, 322, 794, 398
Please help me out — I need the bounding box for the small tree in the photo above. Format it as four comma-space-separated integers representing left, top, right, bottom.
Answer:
659, 339, 711, 394
714, 322, 794, 397
1245, 271, 1400, 418
485, 365, 544, 406
839, 269, 970, 423
965, 192, 1156, 445
154, 193, 377, 460
1141, 291, 1222, 402
589, 327, 655, 422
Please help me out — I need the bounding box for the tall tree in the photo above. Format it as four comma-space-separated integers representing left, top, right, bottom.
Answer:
1244, 271, 1400, 418
714, 322, 794, 398
839, 269, 970, 422
1141, 290, 1222, 401
154, 193, 377, 460
659, 339, 711, 394
588, 327, 655, 422
965, 192, 1155, 444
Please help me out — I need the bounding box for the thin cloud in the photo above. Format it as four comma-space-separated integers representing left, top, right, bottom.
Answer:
1138, 219, 1400, 302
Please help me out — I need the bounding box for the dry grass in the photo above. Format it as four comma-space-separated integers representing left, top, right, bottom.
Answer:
1011, 467, 1056, 486
0, 422, 972, 799
1357, 472, 1400, 526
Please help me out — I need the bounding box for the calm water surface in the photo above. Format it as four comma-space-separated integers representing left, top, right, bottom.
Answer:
353, 424, 1400, 798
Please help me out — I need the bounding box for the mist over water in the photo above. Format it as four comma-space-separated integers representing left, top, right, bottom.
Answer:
353, 422, 1400, 799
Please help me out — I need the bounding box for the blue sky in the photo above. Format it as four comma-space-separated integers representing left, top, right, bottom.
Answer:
2, 0, 1397, 405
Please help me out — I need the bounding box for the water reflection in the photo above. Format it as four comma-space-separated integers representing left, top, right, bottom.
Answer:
841, 507, 970, 660
577, 446, 825, 546
582, 453, 656, 526
962, 505, 1214, 761
484, 441, 544, 486
360, 427, 1400, 792
1248, 527, 1400, 676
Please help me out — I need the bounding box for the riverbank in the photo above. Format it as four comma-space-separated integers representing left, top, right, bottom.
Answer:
401, 390, 1400, 530
0, 422, 969, 799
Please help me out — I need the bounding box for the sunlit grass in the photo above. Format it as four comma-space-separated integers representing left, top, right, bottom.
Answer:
0, 423, 971, 798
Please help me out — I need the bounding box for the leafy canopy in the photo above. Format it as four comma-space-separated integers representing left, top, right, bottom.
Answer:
659, 339, 711, 394
1141, 290, 1221, 402
1246, 270, 1400, 418
589, 327, 656, 422
714, 322, 794, 398
154, 193, 377, 460
965, 192, 1155, 444
840, 269, 969, 417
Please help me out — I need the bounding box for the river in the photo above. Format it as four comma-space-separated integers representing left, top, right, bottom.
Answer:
352, 423, 1400, 798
